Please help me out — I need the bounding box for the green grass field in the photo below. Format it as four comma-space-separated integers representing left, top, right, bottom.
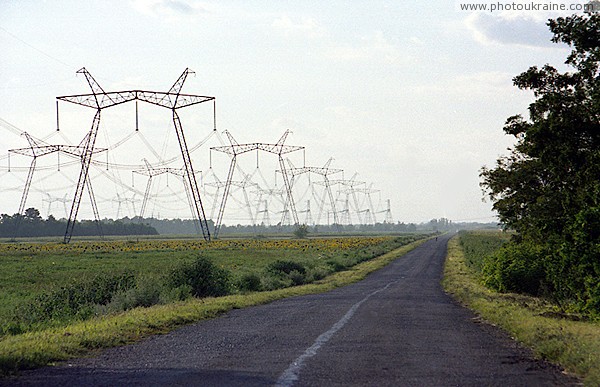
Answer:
0, 235, 422, 335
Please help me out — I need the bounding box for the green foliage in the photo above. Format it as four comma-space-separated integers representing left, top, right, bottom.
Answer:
459, 231, 510, 271
108, 277, 163, 311
237, 273, 263, 292
444, 236, 600, 385
293, 224, 310, 239
265, 260, 307, 286
482, 241, 546, 295
0, 208, 158, 238
9, 272, 136, 333
479, 12, 600, 315
166, 255, 232, 298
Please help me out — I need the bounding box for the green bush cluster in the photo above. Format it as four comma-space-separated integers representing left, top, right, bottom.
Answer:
253, 235, 419, 291
481, 241, 545, 295
7, 272, 136, 334
166, 256, 231, 298
3, 256, 231, 335
460, 231, 600, 320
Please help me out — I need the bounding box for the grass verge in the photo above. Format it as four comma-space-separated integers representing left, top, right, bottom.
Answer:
0, 238, 427, 376
443, 235, 600, 386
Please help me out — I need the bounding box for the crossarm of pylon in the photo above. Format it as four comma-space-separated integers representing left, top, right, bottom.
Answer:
9, 145, 58, 158
136, 91, 214, 109
59, 145, 107, 158
256, 144, 304, 155
211, 143, 260, 156
288, 166, 343, 177
57, 91, 137, 109
58, 90, 214, 110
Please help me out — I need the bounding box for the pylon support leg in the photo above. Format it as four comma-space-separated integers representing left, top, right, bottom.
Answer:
214, 156, 236, 238
173, 110, 210, 241
64, 110, 101, 243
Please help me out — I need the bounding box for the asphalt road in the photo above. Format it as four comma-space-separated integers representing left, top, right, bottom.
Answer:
3, 234, 578, 386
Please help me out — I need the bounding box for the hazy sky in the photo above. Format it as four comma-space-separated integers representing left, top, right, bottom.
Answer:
0, 0, 584, 225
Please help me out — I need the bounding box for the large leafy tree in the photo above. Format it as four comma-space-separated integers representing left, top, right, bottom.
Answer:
480, 12, 600, 314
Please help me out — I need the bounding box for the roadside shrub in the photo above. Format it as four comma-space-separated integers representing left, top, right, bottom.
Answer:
237, 273, 262, 292
266, 260, 307, 276
306, 265, 331, 282
459, 231, 508, 272
167, 255, 232, 298
482, 241, 546, 295
326, 259, 348, 272
12, 272, 136, 330
260, 273, 292, 291
108, 277, 162, 311
159, 284, 193, 304
262, 260, 308, 289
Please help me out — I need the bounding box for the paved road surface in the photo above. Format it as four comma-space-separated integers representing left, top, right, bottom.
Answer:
3, 235, 577, 386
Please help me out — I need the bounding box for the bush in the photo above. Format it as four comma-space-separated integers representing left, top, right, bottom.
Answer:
108, 277, 162, 311
482, 241, 546, 295
266, 260, 307, 276
14, 272, 136, 329
293, 224, 309, 239
167, 256, 232, 298
237, 273, 262, 292
263, 260, 307, 289
159, 285, 193, 304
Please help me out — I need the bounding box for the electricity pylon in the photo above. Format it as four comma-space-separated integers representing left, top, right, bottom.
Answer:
8, 131, 106, 238
205, 179, 257, 227
352, 183, 379, 224
251, 186, 286, 227
377, 198, 393, 223
57, 67, 214, 242
42, 193, 69, 218
325, 173, 365, 225
210, 130, 304, 237
279, 157, 342, 227
132, 159, 202, 235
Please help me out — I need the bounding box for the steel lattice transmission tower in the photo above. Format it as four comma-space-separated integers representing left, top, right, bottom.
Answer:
352, 183, 379, 224
325, 173, 365, 225
210, 130, 304, 237
377, 198, 393, 224
279, 157, 342, 227
57, 68, 214, 242
132, 159, 204, 234
8, 132, 107, 238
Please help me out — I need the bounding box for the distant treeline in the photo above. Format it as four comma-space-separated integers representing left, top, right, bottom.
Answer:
123, 216, 495, 235
0, 208, 158, 238
1, 209, 498, 238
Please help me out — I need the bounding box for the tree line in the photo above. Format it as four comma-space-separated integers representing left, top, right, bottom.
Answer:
0, 208, 158, 238
480, 12, 600, 317
1, 208, 483, 238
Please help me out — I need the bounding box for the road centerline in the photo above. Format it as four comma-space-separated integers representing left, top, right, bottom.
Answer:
275, 278, 401, 387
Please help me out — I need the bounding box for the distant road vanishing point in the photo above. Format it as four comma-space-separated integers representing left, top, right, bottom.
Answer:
4, 234, 576, 386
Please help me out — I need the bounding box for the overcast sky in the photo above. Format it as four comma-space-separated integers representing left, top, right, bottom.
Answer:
0, 0, 585, 225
